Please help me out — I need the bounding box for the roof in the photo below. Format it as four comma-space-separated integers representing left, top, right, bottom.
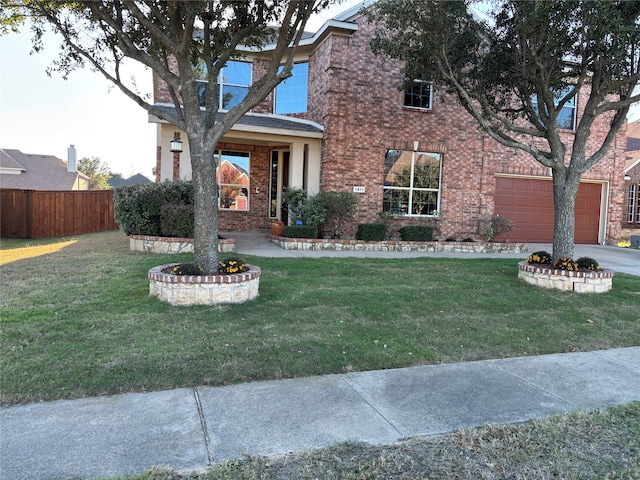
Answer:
108, 173, 153, 189
0, 148, 89, 190
150, 106, 324, 138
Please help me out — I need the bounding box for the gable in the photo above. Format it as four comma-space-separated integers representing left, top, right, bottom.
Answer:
0, 148, 89, 190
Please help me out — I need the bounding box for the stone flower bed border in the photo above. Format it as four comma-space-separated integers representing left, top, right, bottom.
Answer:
518, 261, 614, 293
268, 235, 527, 254
130, 234, 236, 254
148, 263, 261, 306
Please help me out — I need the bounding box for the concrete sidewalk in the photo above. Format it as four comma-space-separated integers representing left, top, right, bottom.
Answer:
2, 348, 639, 479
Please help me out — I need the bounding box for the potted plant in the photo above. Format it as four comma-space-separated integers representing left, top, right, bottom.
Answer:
270, 221, 285, 236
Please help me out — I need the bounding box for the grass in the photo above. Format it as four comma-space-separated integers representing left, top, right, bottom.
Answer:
1, 230, 639, 406
119, 402, 640, 479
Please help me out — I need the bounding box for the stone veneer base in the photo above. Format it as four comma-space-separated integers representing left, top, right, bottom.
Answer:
518, 261, 614, 293
130, 235, 235, 254
268, 235, 527, 254
149, 263, 260, 306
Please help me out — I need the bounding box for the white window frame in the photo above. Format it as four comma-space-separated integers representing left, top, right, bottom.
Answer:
404, 80, 433, 111
383, 149, 442, 217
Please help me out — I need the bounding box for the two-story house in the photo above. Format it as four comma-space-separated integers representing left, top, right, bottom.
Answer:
151, 2, 626, 244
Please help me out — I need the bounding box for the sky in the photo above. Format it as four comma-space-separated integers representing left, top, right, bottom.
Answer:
1, 0, 636, 179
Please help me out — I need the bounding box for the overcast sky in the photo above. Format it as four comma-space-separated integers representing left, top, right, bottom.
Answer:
0, 0, 636, 179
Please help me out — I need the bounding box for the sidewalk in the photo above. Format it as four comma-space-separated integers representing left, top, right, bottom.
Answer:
2, 348, 639, 479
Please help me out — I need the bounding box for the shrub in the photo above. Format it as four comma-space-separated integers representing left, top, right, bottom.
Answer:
553, 257, 580, 271
316, 191, 359, 238
398, 225, 435, 241
527, 250, 552, 265
462, 237, 475, 242
218, 256, 247, 274
576, 256, 601, 271
284, 225, 318, 239
160, 204, 194, 238
356, 223, 387, 241
114, 180, 193, 236
282, 187, 328, 227
479, 214, 515, 242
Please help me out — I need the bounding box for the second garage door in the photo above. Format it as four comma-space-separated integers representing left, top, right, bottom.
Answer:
494, 177, 602, 244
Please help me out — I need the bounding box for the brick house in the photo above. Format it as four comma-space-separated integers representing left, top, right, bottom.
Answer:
624, 120, 640, 236
151, 3, 626, 244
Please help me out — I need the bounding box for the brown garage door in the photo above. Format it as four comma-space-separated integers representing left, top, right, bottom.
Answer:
494, 177, 601, 244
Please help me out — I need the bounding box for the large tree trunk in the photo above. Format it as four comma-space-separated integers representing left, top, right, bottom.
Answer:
190, 137, 220, 274
551, 170, 581, 260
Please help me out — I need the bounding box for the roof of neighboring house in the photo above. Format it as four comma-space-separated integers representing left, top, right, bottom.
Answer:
0, 148, 89, 190
627, 119, 640, 139
108, 173, 153, 189
150, 106, 324, 137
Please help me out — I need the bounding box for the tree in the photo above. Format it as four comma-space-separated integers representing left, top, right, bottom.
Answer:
368, 0, 640, 259
3, 0, 329, 272
77, 156, 115, 190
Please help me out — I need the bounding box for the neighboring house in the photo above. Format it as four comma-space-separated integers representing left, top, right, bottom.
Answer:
624, 120, 640, 233
151, 2, 627, 244
0, 147, 89, 190
107, 173, 153, 189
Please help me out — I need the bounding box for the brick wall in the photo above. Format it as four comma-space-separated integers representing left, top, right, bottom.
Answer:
314, 17, 626, 241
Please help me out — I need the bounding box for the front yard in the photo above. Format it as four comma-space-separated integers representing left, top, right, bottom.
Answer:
1, 230, 639, 406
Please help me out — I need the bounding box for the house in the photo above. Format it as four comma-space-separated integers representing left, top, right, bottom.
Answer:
107, 173, 153, 189
0, 147, 89, 190
624, 120, 640, 235
150, 2, 627, 244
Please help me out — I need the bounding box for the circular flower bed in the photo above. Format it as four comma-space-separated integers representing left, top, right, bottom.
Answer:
149, 263, 261, 306
518, 251, 613, 293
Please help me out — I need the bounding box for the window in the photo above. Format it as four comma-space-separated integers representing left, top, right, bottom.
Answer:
628, 183, 640, 224
275, 62, 309, 114
215, 150, 250, 210
383, 149, 442, 216
404, 80, 432, 110
532, 90, 576, 130
197, 60, 252, 110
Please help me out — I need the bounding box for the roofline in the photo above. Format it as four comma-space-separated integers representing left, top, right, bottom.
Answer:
149, 104, 324, 139
625, 156, 640, 174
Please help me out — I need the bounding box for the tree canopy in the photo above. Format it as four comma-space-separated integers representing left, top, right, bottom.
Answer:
3, 0, 331, 272
369, 0, 640, 258
77, 156, 119, 190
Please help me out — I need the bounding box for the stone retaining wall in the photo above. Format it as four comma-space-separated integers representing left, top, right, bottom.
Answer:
268, 235, 527, 254
130, 235, 236, 254
518, 262, 614, 293
148, 263, 260, 306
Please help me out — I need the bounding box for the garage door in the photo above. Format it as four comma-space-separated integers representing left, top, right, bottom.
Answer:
494, 177, 602, 244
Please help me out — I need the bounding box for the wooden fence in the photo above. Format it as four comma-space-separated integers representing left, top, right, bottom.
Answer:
1, 189, 119, 239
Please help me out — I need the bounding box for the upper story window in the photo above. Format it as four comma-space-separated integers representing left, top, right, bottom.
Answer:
197, 60, 252, 110
532, 90, 576, 130
275, 62, 309, 114
404, 80, 432, 110
383, 149, 442, 216
220, 61, 252, 110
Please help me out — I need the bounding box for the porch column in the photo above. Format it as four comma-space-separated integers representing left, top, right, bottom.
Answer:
306, 141, 321, 195
290, 142, 305, 189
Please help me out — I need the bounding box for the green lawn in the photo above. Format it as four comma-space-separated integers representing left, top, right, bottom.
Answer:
1, 230, 639, 406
